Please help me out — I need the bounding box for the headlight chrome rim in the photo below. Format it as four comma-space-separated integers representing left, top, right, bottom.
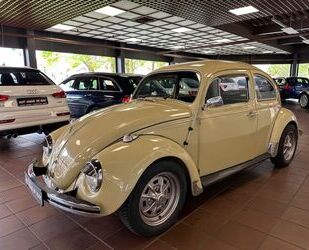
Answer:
42, 135, 53, 154
83, 159, 103, 192
42, 135, 53, 164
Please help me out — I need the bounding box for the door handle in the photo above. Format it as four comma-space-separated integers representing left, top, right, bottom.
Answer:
247, 111, 257, 118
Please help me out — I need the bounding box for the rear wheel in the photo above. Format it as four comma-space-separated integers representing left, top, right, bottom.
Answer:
299, 93, 309, 109
118, 160, 187, 237
271, 124, 298, 168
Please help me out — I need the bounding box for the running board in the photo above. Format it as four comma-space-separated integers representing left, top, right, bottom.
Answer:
200, 153, 270, 188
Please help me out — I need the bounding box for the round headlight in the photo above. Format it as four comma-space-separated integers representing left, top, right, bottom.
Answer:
83, 159, 103, 192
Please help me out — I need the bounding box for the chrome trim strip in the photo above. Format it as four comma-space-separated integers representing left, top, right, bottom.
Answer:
201, 153, 270, 187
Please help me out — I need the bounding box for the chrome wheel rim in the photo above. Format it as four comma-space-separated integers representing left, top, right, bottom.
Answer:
283, 131, 296, 161
139, 172, 180, 226
300, 94, 308, 107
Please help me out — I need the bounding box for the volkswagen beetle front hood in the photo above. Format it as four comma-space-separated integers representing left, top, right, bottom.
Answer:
48, 99, 191, 189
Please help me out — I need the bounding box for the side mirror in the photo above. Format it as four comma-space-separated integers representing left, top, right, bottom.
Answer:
203, 96, 223, 109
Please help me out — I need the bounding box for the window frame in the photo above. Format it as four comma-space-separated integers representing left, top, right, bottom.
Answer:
206, 73, 251, 107
253, 74, 277, 102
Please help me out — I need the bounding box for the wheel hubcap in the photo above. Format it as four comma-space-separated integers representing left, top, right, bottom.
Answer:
139, 172, 180, 226
283, 132, 296, 161
300, 95, 308, 107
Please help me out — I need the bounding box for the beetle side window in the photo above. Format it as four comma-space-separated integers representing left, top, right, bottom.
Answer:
99, 78, 120, 91
254, 75, 276, 100
206, 75, 249, 105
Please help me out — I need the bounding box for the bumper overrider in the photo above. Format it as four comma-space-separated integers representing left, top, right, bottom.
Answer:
24, 160, 101, 216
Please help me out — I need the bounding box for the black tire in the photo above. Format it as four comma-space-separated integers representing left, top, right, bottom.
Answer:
271, 124, 298, 168
299, 93, 309, 109
118, 160, 187, 237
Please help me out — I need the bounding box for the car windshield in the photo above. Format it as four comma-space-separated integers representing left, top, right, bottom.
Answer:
0, 69, 53, 86
133, 71, 200, 103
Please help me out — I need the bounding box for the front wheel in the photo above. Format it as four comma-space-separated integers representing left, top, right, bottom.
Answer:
299, 93, 309, 109
271, 124, 298, 168
118, 160, 187, 237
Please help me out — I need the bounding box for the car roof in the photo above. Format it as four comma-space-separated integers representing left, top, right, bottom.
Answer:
154, 60, 259, 75
68, 72, 144, 78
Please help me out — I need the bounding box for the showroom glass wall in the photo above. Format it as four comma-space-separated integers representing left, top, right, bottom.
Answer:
125, 59, 169, 75
253, 64, 291, 77
36, 50, 116, 84
298, 64, 309, 77
0, 47, 24, 67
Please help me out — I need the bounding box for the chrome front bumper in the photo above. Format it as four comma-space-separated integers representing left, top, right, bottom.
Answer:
25, 160, 101, 216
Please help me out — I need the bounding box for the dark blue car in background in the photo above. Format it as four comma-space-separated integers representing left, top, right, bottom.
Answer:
60, 73, 143, 118
274, 77, 309, 100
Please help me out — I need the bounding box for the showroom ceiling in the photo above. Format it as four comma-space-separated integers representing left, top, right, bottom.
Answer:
44, 1, 287, 56
0, 0, 309, 56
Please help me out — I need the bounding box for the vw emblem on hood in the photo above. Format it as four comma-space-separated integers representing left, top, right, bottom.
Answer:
27, 89, 39, 95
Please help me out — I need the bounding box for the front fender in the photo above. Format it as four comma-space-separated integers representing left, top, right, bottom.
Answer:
269, 107, 299, 156
76, 135, 202, 215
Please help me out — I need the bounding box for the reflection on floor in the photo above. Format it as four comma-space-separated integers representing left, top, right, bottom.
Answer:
0, 101, 309, 249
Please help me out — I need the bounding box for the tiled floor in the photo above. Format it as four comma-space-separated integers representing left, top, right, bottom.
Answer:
1, 101, 309, 249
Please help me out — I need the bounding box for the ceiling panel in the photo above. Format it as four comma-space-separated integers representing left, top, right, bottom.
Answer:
45, 1, 288, 55
0, 0, 116, 29
131, 0, 309, 27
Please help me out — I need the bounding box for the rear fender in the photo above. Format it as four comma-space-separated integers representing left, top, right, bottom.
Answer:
269, 108, 298, 156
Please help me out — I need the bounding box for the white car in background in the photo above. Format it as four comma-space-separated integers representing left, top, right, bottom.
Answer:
0, 67, 70, 138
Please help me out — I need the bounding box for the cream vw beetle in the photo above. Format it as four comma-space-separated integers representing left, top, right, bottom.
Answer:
25, 60, 299, 236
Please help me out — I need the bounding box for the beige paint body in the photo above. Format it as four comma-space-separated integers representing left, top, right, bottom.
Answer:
45, 60, 298, 215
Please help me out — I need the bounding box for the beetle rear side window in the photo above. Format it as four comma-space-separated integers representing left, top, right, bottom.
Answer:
207, 75, 249, 105
254, 75, 276, 100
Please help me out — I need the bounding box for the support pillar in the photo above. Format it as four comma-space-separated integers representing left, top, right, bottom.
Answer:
116, 44, 125, 73
24, 30, 37, 68
116, 55, 125, 73
290, 53, 298, 77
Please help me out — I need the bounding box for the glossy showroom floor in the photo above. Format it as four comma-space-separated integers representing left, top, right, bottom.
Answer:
1, 102, 309, 250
